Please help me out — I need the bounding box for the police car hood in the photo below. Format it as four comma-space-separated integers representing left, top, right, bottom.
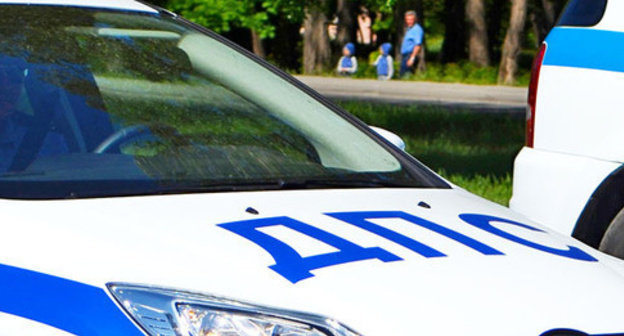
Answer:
2, 188, 624, 335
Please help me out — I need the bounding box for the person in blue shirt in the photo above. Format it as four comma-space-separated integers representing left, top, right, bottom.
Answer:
400, 10, 424, 77
337, 43, 358, 76
373, 43, 394, 80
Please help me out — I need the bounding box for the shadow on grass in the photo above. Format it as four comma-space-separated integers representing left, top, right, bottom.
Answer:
338, 101, 525, 204
415, 151, 518, 178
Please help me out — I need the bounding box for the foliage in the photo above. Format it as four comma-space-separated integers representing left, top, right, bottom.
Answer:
363, 0, 396, 32
338, 101, 524, 205
157, 0, 554, 84
345, 58, 528, 86
421, 0, 446, 36
410, 61, 516, 85
167, 0, 302, 39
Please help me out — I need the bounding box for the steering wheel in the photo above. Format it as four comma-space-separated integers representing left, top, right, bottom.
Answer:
93, 125, 152, 154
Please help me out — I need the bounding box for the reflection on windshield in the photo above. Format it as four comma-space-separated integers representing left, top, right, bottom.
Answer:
0, 6, 446, 199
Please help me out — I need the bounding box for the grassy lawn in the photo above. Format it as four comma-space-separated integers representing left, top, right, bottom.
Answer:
351, 60, 531, 87
338, 101, 525, 206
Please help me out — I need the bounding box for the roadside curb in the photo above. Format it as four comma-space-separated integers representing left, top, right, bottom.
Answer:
295, 75, 527, 115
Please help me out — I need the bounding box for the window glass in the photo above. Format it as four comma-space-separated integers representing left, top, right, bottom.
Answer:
0, 6, 446, 199
557, 0, 607, 27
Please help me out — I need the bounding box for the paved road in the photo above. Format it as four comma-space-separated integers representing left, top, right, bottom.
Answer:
295, 75, 527, 114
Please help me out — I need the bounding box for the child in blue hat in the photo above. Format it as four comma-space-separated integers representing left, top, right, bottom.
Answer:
337, 43, 357, 76
373, 43, 393, 80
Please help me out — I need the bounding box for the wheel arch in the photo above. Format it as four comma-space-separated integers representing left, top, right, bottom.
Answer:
573, 164, 624, 248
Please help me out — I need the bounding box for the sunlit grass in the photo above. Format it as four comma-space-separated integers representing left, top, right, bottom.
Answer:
442, 172, 513, 206
334, 60, 530, 86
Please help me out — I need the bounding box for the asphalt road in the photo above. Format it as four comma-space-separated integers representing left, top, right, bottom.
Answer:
295, 75, 527, 114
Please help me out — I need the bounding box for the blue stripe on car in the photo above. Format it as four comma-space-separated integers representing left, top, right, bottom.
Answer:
544, 27, 624, 73
0, 263, 143, 335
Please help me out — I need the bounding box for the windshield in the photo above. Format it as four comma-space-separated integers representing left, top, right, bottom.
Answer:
0, 5, 446, 199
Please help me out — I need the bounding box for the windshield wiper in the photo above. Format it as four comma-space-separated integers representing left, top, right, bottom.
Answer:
155, 177, 413, 194
279, 177, 413, 189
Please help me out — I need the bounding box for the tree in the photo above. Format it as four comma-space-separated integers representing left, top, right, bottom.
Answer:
529, 0, 565, 45
148, 0, 169, 7
541, 0, 558, 29
440, 0, 466, 63
303, 2, 331, 74
262, 0, 305, 61
166, 0, 302, 57
336, 0, 358, 47
167, 0, 252, 34
485, 0, 506, 62
465, 0, 489, 66
250, 29, 266, 58
498, 0, 527, 84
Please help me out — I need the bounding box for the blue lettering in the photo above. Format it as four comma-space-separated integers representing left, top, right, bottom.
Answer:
459, 214, 597, 262
218, 212, 597, 283
218, 216, 402, 283
328, 211, 503, 257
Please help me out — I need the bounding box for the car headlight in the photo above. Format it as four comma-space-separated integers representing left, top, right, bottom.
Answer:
108, 284, 361, 336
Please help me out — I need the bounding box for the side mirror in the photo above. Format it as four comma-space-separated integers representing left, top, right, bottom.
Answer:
369, 126, 406, 151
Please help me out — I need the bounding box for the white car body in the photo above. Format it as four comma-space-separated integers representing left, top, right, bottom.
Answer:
1, 1, 624, 336
511, 0, 624, 246
5, 188, 624, 336
3, 0, 157, 12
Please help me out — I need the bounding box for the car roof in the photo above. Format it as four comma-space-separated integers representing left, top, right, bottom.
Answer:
0, 0, 158, 13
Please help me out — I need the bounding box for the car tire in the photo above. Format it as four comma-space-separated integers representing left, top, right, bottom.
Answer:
599, 207, 624, 259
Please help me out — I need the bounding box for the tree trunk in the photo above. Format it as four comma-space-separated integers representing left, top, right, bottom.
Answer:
441, 0, 467, 63
414, 0, 426, 72
529, 0, 557, 45
416, 45, 426, 73
250, 29, 266, 58
466, 0, 490, 66
541, 0, 557, 25
336, 0, 357, 46
498, 0, 527, 85
303, 3, 331, 74
487, 0, 505, 62
271, 18, 302, 71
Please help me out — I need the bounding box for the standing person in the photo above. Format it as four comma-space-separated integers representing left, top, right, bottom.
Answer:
400, 10, 424, 77
373, 42, 393, 80
357, 6, 373, 45
337, 43, 358, 76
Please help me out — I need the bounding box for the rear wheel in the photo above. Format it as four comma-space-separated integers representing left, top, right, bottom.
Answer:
599, 208, 624, 259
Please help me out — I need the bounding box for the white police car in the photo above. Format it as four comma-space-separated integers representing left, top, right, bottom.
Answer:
511, 0, 624, 259
2, 1, 624, 335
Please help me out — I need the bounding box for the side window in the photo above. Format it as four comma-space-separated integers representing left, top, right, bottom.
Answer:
557, 0, 607, 27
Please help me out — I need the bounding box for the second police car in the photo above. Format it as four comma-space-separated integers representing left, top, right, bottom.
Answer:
511, 0, 624, 259
2, 0, 624, 335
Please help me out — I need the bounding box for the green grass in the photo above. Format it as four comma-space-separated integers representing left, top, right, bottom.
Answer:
350, 60, 530, 86
338, 101, 525, 205
412, 62, 514, 85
